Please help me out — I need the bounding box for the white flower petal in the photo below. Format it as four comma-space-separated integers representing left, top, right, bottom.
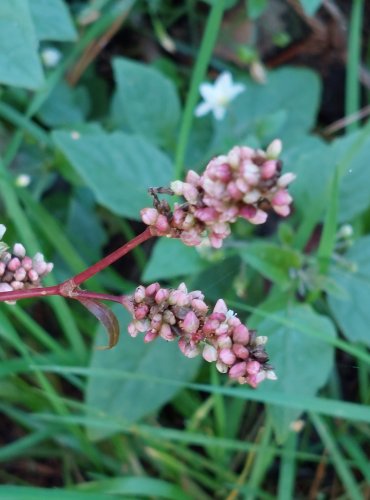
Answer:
213, 105, 226, 121
199, 83, 216, 101
216, 71, 233, 92
195, 101, 213, 117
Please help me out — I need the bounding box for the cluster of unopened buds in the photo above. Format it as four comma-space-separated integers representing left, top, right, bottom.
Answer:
0, 224, 53, 299
141, 140, 295, 248
127, 282, 276, 388
0, 140, 295, 388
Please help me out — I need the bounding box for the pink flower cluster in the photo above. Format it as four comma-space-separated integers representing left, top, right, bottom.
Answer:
0, 224, 53, 298
127, 282, 276, 388
141, 140, 295, 248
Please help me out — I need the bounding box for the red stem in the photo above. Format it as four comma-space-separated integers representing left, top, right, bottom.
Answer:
0, 228, 155, 303
67, 227, 154, 287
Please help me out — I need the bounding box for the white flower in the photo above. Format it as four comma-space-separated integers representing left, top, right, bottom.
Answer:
15, 174, 31, 188
195, 72, 246, 121
41, 47, 62, 68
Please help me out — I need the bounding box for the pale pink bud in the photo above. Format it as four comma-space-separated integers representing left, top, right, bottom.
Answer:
172, 208, 186, 226
170, 180, 185, 195
146, 283, 160, 296
182, 311, 200, 334
215, 360, 228, 373
141, 207, 158, 225
229, 361, 248, 379
151, 313, 162, 330
272, 190, 293, 206
202, 344, 218, 362
191, 298, 208, 314
155, 288, 170, 304
194, 207, 218, 222
209, 235, 223, 249
45, 262, 54, 273
0, 283, 13, 293
233, 324, 250, 344
239, 205, 257, 220
186, 170, 201, 186
180, 230, 202, 247
0, 262, 5, 276
159, 323, 175, 341
13, 243, 26, 258
278, 172, 296, 188
219, 348, 236, 365
144, 330, 158, 343
243, 189, 261, 204
273, 204, 290, 217
235, 177, 248, 193
134, 304, 149, 320
227, 181, 243, 200
266, 139, 282, 159
134, 285, 146, 303
178, 338, 200, 358
28, 270, 39, 282
242, 161, 260, 185
249, 209, 268, 225
163, 309, 176, 325
11, 280, 24, 290
246, 360, 261, 375
14, 267, 26, 282
183, 183, 199, 204
155, 214, 170, 233
215, 323, 229, 336
232, 344, 249, 359
261, 160, 277, 179
7, 258, 21, 272
21, 256, 33, 271
128, 322, 138, 337
213, 299, 228, 315
216, 334, 232, 348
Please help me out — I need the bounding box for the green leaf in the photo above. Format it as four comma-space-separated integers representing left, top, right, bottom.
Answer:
52, 130, 173, 220
29, 0, 77, 41
299, 0, 322, 16
111, 57, 181, 148
0, 0, 44, 89
37, 82, 89, 127
328, 235, 370, 346
246, 0, 268, 20
0, 486, 112, 500
85, 305, 201, 440
142, 238, 203, 282
240, 242, 302, 285
259, 304, 336, 442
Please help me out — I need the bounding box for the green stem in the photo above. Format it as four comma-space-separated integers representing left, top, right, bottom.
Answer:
174, 0, 225, 180
345, 0, 364, 134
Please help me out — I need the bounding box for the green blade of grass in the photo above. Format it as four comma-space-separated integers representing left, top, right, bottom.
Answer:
310, 413, 363, 500
345, 0, 364, 134
339, 434, 370, 483
277, 431, 297, 500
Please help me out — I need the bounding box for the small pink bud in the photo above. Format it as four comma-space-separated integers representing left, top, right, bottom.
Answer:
194, 207, 218, 222
0, 283, 13, 293
239, 205, 257, 220
272, 190, 292, 207
227, 181, 243, 200
134, 285, 146, 303
243, 189, 261, 204
0, 262, 5, 276
233, 324, 250, 344
11, 280, 24, 290
7, 257, 21, 272
219, 348, 236, 366
141, 207, 158, 225
21, 256, 33, 271
249, 209, 268, 225
229, 361, 248, 379
14, 267, 26, 282
261, 160, 277, 179
128, 322, 138, 337
183, 183, 199, 204
191, 298, 208, 314
155, 214, 170, 234
170, 180, 185, 195
213, 299, 228, 315
273, 204, 290, 217
144, 330, 158, 343
266, 139, 282, 159
155, 288, 170, 304
278, 172, 296, 188
159, 323, 175, 341
232, 344, 249, 359
246, 360, 261, 375
215, 360, 228, 373
178, 338, 200, 358
186, 170, 201, 186
28, 270, 39, 282
202, 344, 218, 362
216, 334, 232, 348
13, 243, 26, 258
182, 311, 200, 334
146, 283, 160, 296
151, 313, 162, 330
134, 304, 149, 320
